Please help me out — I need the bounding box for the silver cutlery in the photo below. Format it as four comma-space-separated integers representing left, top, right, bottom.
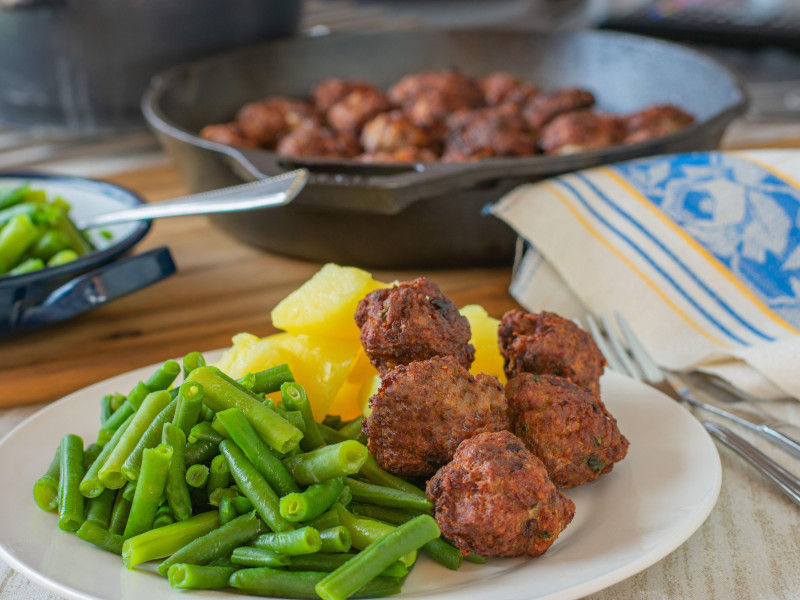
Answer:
583, 311, 800, 508
76, 168, 308, 230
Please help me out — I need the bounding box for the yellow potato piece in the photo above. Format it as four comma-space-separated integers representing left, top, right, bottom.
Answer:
460, 304, 506, 384
270, 263, 387, 340
216, 331, 360, 420
328, 348, 379, 420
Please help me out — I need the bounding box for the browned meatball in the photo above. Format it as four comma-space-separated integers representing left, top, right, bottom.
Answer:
276, 125, 361, 159
311, 78, 378, 114
389, 70, 484, 128
505, 373, 629, 488
326, 88, 394, 134
540, 110, 626, 155
199, 123, 260, 149
624, 104, 695, 143
355, 277, 474, 374
236, 97, 318, 147
356, 147, 439, 163
442, 107, 538, 162
478, 72, 539, 108
364, 356, 508, 478
426, 430, 575, 557
522, 88, 596, 130
498, 309, 605, 394
360, 110, 431, 153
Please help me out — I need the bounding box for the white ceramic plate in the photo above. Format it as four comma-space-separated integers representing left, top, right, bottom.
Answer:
0, 357, 721, 600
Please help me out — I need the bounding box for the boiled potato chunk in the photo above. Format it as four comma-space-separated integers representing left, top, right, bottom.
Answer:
270, 263, 387, 340
328, 348, 380, 420
216, 331, 361, 419
460, 304, 506, 384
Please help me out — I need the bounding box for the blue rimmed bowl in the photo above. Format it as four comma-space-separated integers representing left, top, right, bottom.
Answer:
0, 173, 176, 337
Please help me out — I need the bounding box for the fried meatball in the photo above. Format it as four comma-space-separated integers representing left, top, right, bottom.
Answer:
539, 110, 626, 155
355, 277, 474, 374
364, 356, 508, 478
389, 70, 484, 128
311, 78, 379, 114
624, 104, 695, 143
426, 430, 575, 557
199, 123, 260, 149
442, 107, 538, 162
522, 88, 595, 130
357, 147, 439, 163
360, 110, 432, 153
505, 373, 629, 488
498, 309, 605, 394
326, 88, 394, 134
276, 125, 361, 159
478, 72, 539, 108
236, 97, 319, 147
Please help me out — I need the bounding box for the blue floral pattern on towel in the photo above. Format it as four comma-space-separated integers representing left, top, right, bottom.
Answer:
613, 152, 800, 328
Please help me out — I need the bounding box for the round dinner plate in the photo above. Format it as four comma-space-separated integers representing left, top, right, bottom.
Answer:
0, 355, 721, 600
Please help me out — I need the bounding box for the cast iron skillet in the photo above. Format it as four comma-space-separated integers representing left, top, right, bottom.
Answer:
143, 29, 747, 268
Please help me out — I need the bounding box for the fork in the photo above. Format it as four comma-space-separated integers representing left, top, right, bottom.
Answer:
584, 312, 800, 507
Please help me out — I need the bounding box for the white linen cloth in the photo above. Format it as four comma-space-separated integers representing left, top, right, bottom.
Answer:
492, 149, 800, 400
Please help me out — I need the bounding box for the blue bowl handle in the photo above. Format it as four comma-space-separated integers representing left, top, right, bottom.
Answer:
15, 247, 176, 331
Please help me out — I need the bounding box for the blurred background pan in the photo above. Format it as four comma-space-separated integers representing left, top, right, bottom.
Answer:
143, 28, 748, 268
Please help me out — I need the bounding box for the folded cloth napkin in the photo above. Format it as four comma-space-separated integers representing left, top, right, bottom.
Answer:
491, 150, 800, 401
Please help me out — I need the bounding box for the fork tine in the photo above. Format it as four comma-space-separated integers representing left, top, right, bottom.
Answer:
598, 313, 644, 381
613, 310, 664, 384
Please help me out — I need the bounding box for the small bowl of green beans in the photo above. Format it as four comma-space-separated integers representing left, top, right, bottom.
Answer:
0, 173, 175, 337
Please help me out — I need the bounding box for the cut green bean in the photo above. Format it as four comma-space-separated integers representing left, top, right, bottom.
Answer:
464, 552, 486, 564
322, 415, 342, 429
100, 381, 149, 433
334, 504, 416, 567
154, 508, 176, 529
76, 521, 125, 555
108, 489, 132, 536
57, 434, 85, 532
280, 477, 344, 522
0, 213, 38, 274
359, 453, 428, 498
33, 445, 60, 512
186, 464, 209, 488
216, 408, 299, 496
237, 372, 256, 390
231, 546, 291, 568
121, 397, 177, 481
122, 510, 220, 569
161, 423, 192, 521
188, 367, 302, 453
145, 359, 181, 392
344, 477, 432, 513
184, 439, 218, 467
99, 391, 171, 489
80, 414, 134, 498
318, 526, 351, 553
8, 257, 43, 275
0, 184, 30, 210
182, 351, 206, 379
335, 485, 352, 508
303, 505, 340, 530
252, 363, 294, 395
100, 395, 115, 424
219, 493, 237, 526
109, 392, 127, 411
286, 554, 407, 578
46, 249, 78, 267
348, 503, 417, 524
168, 564, 237, 590
316, 515, 440, 600
252, 527, 321, 556
232, 495, 254, 515
281, 382, 325, 451
209, 486, 238, 508
123, 444, 173, 538
122, 480, 137, 502
282, 441, 368, 486
85, 488, 115, 529
207, 454, 231, 496
189, 421, 226, 445
230, 567, 401, 599
157, 511, 261, 576
219, 439, 293, 533
317, 423, 349, 445
337, 416, 364, 441
172, 380, 205, 436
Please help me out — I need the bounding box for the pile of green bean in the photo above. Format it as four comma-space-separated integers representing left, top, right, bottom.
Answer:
33, 352, 474, 599
0, 183, 98, 277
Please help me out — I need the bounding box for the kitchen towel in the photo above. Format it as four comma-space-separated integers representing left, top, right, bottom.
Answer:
491, 150, 800, 400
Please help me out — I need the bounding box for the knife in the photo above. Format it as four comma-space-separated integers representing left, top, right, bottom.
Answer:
682, 372, 800, 461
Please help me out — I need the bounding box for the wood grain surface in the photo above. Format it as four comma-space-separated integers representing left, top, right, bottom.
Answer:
0, 164, 518, 409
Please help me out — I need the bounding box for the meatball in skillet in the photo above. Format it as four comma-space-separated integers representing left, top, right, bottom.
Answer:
311, 78, 379, 114
443, 107, 538, 162
360, 110, 432, 154
199, 123, 259, 149
624, 104, 695, 144
363, 356, 508, 478
505, 373, 629, 488
276, 125, 361, 159
539, 110, 626, 155
478, 71, 539, 109
236, 97, 319, 147
426, 430, 575, 557
522, 88, 595, 131
498, 309, 605, 394
388, 70, 484, 128
326, 88, 394, 134
355, 277, 474, 374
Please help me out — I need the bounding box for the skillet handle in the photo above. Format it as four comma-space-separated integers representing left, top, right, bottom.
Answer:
14, 247, 176, 332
